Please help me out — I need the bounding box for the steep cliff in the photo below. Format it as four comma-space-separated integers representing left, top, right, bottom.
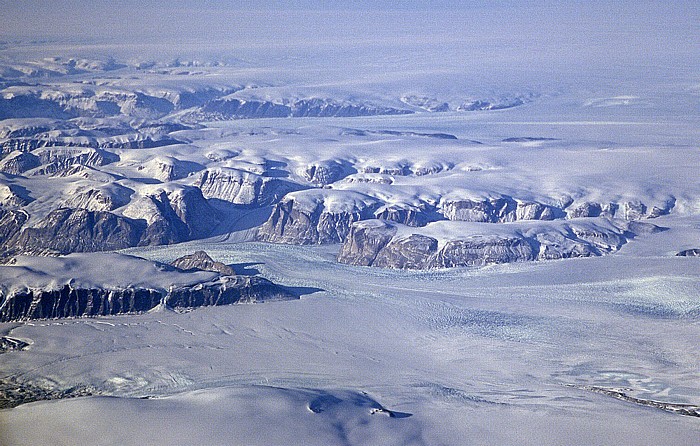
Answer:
197, 167, 302, 206
439, 196, 561, 223
257, 190, 380, 244
123, 186, 220, 246
7, 208, 143, 255
0, 253, 297, 322
337, 218, 662, 269
171, 250, 236, 275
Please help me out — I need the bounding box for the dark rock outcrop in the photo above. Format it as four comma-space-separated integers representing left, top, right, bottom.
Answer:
171, 251, 236, 275
199, 98, 291, 119
291, 98, 411, 118
0, 378, 99, 409
566, 201, 604, 218
303, 160, 355, 186
164, 187, 219, 240
0, 151, 40, 174
0, 209, 27, 246
336, 220, 397, 266
441, 196, 674, 223
0, 337, 29, 353
676, 248, 700, 257
134, 187, 220, 246
197, 167, 302, 206
0, 276, 296, 322
166, 275, 293, 308
373, 234, 438, 269
433, 236, 536, 268
0, 285, 162, 321
578, 386, 700, 418
373, 204, 436, 227
570, 225, 626, 252
257, 191, 380, 245
622, 201, 647, 220
457, 97, 526, 111
7, 208, 143, 255
534, 232, 598, 260
2, 188, 221, 255
337, 218, 648, 270
440, 197, 561, 223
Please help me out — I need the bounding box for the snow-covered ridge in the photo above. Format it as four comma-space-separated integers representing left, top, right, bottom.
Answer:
1, 106, 697, 265
337, 217, 665, 269
0, 252, 296, 322
1, 50, 699, 269
0, 57, 539, 125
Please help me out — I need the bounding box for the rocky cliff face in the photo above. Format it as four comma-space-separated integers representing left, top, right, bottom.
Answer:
564, 200, 675, 220
336, 220, 397, 266
198, 98, 291, 120
291, 98, 412, 118
163, 187, 220, 240
171, 250, 236, 275
337, 218, 660, 270
1, 186, 220, 256
197, 167, 302, 206
0, 209, 27, 248
534, 232, 598, 260
439, 196, 674, 224
166, 275, 294, 308
0, 151, 40, 174
257, 191, 381, 245
302, 160, 355, 186
0, 136, 182, 156
7, 208, 144, 256
30, 147, 120, 176
0, 89, 179, 121
373, 233, 438, 269
124, 186, 220, 246
0, 285, 162, 321
259, 190, 672, 248
432, 236, 536, 268
373, 204, 436, 227
439, 197, 561, 223
0, 275, 296, 322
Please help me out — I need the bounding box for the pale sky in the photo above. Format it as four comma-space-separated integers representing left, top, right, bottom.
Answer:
2, 1, 697, 43
1, 0, 697, 86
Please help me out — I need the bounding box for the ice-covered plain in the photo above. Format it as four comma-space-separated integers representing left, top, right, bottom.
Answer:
0, 2, 699, 445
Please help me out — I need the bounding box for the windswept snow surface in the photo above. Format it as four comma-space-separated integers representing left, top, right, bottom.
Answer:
1, 1, 700, 445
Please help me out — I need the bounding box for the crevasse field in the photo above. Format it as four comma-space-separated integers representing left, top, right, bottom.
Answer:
1, 2, 699, 445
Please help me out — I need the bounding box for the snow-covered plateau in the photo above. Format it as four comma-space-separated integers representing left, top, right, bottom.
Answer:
1, 2, 699, 445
